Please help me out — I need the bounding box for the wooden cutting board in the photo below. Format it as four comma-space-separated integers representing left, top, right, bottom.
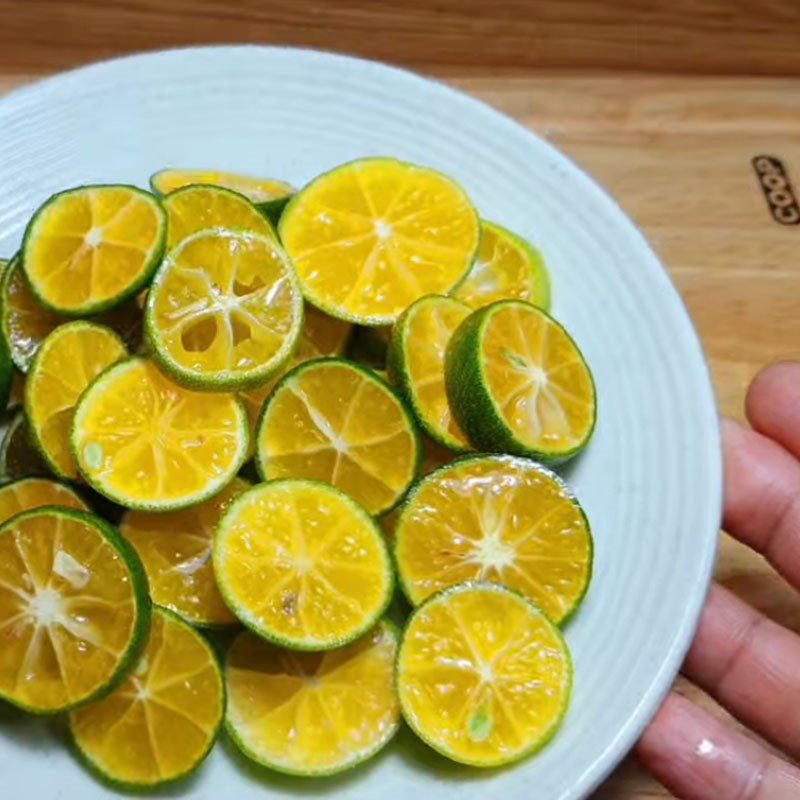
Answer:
2, 70, 799, 799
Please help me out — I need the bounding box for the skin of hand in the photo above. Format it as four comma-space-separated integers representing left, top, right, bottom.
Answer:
636, 362, 800, 799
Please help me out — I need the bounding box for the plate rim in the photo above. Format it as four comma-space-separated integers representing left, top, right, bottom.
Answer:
0, 44, 723, 800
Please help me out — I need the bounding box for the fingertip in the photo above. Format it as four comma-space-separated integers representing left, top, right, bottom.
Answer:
745, 362, 800, 457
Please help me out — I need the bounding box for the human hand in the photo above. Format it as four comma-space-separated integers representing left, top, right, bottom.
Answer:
636, 362, 800, 799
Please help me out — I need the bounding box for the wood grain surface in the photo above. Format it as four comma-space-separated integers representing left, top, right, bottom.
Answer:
3, 0, 800, 76
2, 65, 799, 799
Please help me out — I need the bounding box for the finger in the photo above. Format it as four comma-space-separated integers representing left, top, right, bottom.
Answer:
746, 362, 800, 460
722, 418, 800, 590
636, 692, 800, 800
683, 584, 800, 759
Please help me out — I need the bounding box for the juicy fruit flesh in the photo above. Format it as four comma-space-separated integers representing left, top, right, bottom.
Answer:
0, 511, 138, 711
400, 296, 470, 448
395, 456, 591, 623
74, 359, 246, 507
3, 259, 62, 369
482, 304, 594, 453
454, 222, 547, 309
27, 324, 126, 478
257, 362, 418, 515
239, 306, 351, 446
71, 609, 224, 785
154, 170, 293, 204
0, 479, 87, 525
216, 482, 392, 648
121, 479, 250, 626
398, 585, 570, 766
149, 230, 299, 382
280, 159, 479, 322
226, 623, 399, 774
163, 185, 275, 249
25, 187, 163, 311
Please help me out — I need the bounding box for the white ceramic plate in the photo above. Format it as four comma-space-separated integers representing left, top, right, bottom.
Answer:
0, 46, 721, 800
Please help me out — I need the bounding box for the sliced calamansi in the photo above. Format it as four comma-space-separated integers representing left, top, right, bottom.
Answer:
0, 257, 141, 372
22, 185, 166, 316
72, 357, 249, 511
225, 621, 399, 776
446, 300, 596, 463
0, 478, 88, 524
395, 455, 591, 623
255, 358, 420, 515
279, 158, 480, 324
388, 295, 471, 451
162, 184, 275, 249
70, 607, 224, 788
0, 507, 150, 713
214, 480, 393, 650
151, 168, 293, 206
1, 255, 62, 371
453, 221, 550, 310
26, 322, 127, 480
145, 228, 303, 390
398, 583, 572, 766
239, 305, 351, 450
120, 478, 250, 627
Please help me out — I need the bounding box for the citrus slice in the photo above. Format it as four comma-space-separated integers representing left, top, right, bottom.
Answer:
453, 221, 550, 311
0, 478, 88, 525
279, 158, 480, 324
397, 583, 572, 766
72, 357, 249, 511
0, 257, 142, 372
0, 411, 47, 482
394, 455, 591, 623
0, 507, 149, 713
162, 184, 275, 249
120, 477, 250, 627
70, 607, 224, 788
255, 359, 420, 515
446, 300, 596, 463
225, 621, 399, 776
239, 305, 351, 451
26, 322, 127, 480
214, 479, 393, 650
21, 185, 167, 316
145, 229, 303, 390
388, 295, 471, 451
1, 255, 61, 372
151, 168, 294, 205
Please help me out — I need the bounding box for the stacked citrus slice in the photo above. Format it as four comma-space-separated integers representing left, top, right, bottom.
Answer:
145, 228, 302, 390
0, 157, 596, 785
255, 359, 420, 515
26, 322, 127, 479
0, 507, 150, 713
70, 607, 224, 787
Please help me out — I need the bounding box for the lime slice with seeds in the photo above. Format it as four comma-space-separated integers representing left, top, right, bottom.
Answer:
214, 479, 393, 650
397, 583, 571, 766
